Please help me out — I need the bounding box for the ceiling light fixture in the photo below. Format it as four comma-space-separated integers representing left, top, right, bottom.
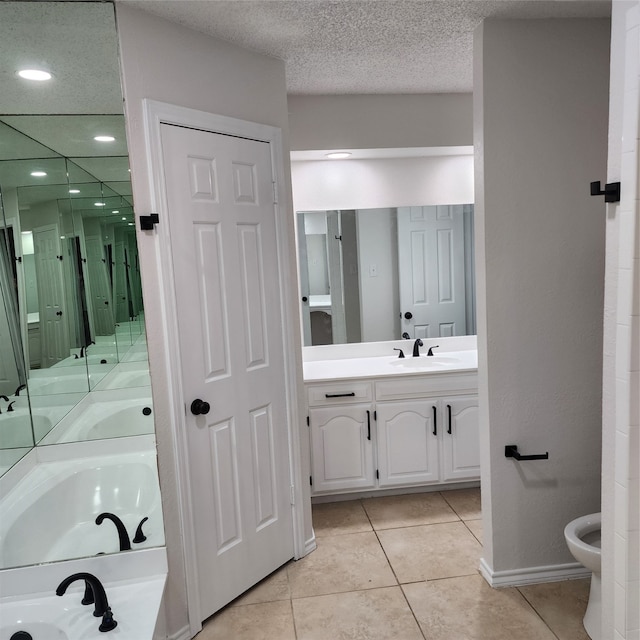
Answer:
69, 189, 80, 194
94, 135, 115, 142
325, 151, 352, 159
112, 210, 120, 214
17, 69, 52, 81
30, 171, 47, 177
94, 202, 106, 207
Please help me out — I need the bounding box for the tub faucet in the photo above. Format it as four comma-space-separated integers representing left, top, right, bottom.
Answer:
56, 572, 117, 631
412, 339, 423, 357
96, 512, 131, 551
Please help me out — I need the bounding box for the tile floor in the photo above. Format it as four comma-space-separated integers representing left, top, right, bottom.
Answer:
196, 488, 591, 640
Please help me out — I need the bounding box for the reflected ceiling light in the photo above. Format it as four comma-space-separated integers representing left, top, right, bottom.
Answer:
127, 222, 134, 226
112, 210, 120, 214
325, 151, 352, 159
30, 171, 47, 177
121, 217, 127, 221
94, 135, 115, 142
69, 189, 80, 194
94, 202, 106, 207
17, 69, 52, 81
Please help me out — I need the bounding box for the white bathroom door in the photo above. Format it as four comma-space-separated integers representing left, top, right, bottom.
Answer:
33, 224, 69, 367
398, 206, 466, 339
160, 123, 294, 621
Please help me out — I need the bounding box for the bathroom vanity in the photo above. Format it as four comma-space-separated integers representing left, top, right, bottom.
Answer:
303, 337, 479, 496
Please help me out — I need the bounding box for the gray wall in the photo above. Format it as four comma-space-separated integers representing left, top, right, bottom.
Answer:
474, 19, 610, 575
115, 6, 309, 637
288, 94, 473, 150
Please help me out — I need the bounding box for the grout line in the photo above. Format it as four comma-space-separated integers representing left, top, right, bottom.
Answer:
515, 587, 562, 640
289, 595, 299, 640
461, 518, 483, 546
360, 499, 428, 640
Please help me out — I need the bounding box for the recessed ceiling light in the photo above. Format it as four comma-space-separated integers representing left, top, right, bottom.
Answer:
94, 135, 115, 143
17, 69, 52, 81
30, 171, 47, 177
127, 223, 134, 226
325, 152, 352, 159
94, 202, 106, 207
112, 210, 120, 214
121, 217, 127, 221
69, 189, 80, 194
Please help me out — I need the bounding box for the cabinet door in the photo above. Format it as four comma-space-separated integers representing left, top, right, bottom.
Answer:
377, 400, 440, 487
309, 404, 375, 493
441, 396, 480, 481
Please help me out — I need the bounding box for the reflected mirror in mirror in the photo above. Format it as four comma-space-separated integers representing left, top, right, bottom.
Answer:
0, 1, 163, 572
298, 205, 476, 346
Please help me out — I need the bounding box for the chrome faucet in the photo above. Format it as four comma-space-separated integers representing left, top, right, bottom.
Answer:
412, 338, 423, 357
96, 512, 131, 551
56, 572, 117, 632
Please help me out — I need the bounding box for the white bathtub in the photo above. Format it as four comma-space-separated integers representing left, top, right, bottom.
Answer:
0, 445, 164, 569
40, 388, 154, 445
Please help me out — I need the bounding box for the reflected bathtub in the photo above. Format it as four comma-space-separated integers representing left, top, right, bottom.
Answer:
0, 447, 163, 569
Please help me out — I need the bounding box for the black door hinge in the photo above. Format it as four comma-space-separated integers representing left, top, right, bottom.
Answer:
310, 476, 313, 486
376, 469, 379, 479
306, 416, 310, 427
140, 213, 160, 231
374, 410, 377, 420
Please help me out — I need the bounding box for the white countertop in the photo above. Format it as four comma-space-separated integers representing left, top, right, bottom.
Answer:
303, 349, 478, 382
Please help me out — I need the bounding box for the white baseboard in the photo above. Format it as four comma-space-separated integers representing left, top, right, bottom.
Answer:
302, 534, 317, 557
166, 625, 192, 640
479, 557, 591, 588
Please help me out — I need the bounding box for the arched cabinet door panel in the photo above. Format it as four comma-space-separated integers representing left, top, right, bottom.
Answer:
309, 403, 375, 493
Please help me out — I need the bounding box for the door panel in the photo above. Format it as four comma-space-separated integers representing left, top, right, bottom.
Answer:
377, 400, 440, 487
441, 396, 480, 481
160, 123, 294, 620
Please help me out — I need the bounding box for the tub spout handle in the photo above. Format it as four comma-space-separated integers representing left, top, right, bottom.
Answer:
96, 512, 131, 551
132, 516, 149, 543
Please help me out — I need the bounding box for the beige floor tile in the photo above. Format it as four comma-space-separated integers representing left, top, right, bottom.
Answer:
465, 518, 483, 544
403, 575, 557, 640
312, 500, 373, 536
230, 563, 290, 606
197, 600, 295, 640
363, 491, 459, 529
288, 531, 397, 598
518, 579, 591, 640
441, 487, 482, 520
378, 521, 481, 582
293, 586, 424, 640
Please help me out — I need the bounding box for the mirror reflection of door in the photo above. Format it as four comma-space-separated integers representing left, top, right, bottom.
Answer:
33, 224, 69, 367
397, 205, 467, 339
84, 234, 114, 335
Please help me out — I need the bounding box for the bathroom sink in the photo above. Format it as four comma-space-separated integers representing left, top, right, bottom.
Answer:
389, 357, 449, 369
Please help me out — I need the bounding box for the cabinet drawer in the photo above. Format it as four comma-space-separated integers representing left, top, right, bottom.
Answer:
375, 372, 478, 401
307, 381, 373, 406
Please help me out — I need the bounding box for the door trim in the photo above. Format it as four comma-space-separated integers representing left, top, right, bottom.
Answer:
142, 99, 309, 635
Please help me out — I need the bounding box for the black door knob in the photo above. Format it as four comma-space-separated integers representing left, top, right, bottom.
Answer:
190, 399, 211, 416
104, 301, 109, 305
404, 312, 413, 319
56, 310, 63, 316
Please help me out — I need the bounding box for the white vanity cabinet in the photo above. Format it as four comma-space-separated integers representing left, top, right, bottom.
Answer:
306, 370, 480, 496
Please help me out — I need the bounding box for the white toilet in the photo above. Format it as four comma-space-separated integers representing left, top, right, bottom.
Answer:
564, 512, 602, 640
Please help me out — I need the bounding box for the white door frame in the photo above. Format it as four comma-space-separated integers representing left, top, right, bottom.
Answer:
141, 99, 308, 635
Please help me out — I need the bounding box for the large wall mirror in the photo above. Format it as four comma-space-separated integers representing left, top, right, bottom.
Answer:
297, 204, 476, 346
0, 2, 162, 571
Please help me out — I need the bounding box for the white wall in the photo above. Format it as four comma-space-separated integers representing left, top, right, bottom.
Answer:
288, 94, 472, 150
602, 2, 640, 638
356, 208, 400, 342
291, 154, 473, 212
115, 6, 310, 638
474, 19, 610, 578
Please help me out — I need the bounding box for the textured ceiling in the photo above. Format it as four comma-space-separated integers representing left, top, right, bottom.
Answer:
120, 0, 612, 94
